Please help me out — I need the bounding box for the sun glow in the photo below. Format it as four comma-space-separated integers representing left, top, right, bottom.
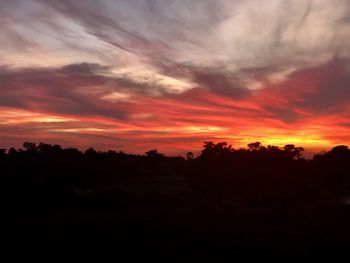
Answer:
0, 108, 76, 124
1, 1, 350, 154
218, 134, 332, 149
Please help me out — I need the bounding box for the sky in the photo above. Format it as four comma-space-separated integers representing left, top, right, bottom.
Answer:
1, 0, 350, 155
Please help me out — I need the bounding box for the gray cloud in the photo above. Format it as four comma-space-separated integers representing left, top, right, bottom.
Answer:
264, 106, 301, 123
2, 0, 350, 98
59, 63, 111, 75
259, 58, 350, 116
292, 59, 350, 113
192, 70, 250, 98
0, 64, 126, 119
1, 0, 350, 152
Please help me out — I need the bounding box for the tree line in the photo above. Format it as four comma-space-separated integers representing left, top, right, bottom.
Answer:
0, 141, 349, 207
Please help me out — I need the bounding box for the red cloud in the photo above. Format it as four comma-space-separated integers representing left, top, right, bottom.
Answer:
1, 59, 350, 155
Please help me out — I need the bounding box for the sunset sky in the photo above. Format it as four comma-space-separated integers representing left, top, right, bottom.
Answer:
1, 0, 350, 155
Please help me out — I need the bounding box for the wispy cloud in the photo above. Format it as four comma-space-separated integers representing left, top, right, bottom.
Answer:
0, 0, 350, 153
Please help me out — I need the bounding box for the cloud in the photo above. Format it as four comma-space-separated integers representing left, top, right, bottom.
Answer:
257, 58, 350, 116
1, 57, 350, 153
0, 64, 127, 119
1, 1, 350, 153
59, 63, 110, 75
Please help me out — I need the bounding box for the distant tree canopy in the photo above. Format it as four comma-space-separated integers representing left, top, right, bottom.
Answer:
0, 141, 350, 207
201, 141, 232, 159
247, 142, 263, 151
145, 149, 164, 158
0, 141, 306, 159
200, 141, 304, 160
186, 152, 194, 160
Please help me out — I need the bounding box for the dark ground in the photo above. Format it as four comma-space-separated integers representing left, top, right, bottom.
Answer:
2, 196, 350, 261
1, 141, 350, 261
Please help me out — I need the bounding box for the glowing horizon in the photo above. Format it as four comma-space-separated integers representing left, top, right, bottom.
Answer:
1, 0, 350, 155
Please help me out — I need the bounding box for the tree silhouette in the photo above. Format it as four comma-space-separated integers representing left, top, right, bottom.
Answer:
23, 142, 37, 152
247, 142, 263, 151
1, 140, 350, 256
145, 149, 162, 157
186, 152, 194, 160
1, 140, 350, 206
201, 141, 232, 159
283, 144, 304, 159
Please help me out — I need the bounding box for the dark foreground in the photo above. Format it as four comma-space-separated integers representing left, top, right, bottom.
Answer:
2, 199, 350, 261
1, 141, 350, 260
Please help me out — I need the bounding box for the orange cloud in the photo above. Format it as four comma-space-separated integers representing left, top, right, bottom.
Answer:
1, 58, 350, 156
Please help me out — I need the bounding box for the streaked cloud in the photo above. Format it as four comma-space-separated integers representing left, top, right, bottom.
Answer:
0, 0, 350, 154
